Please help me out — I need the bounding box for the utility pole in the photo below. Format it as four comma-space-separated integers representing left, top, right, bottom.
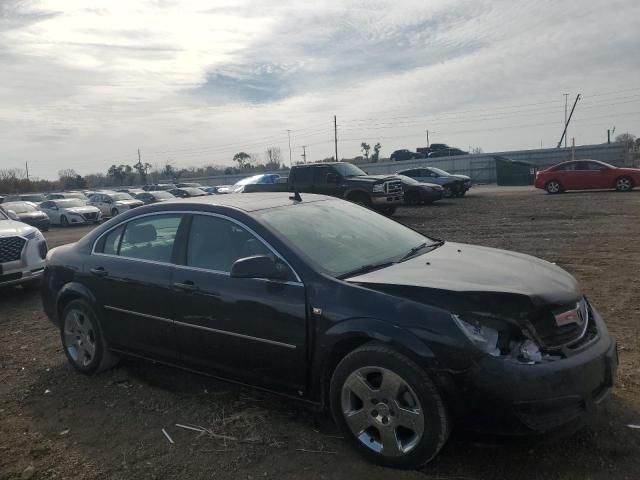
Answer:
607, 129, 611, 144
25, 162, 30, 182
301, 146, 307, 163
426, 129, 429, 147
287, 130, 292, 167
563, 93, 569, 148
557, 93, 581, 148
334, 115, 338, 161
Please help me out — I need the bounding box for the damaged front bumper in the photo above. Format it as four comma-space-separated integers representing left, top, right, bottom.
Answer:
451, 305, 618, 434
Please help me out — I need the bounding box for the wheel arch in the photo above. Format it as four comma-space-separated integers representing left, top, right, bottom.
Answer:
344, 188, 370, 201
56, 282, 99, 326
315, 318, 437, 408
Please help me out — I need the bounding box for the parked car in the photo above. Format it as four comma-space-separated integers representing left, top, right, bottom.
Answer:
89, 192, 144, 217
168, 187, 209, 198
42, 193, 617, 468
176, 182, 202, 188
4, 193, 47, 205
39, 199, 102, 227
534, 159, 640, 194
1, 201, 51, 231
230, 174, 282, 193
390, 149, 425, 161
0, 207, 48, 289
116, 188, 145, 196
134, 190, 176, 205
397, 167, 471, 197
396, 176, 444, 205
199, 186, 223, 194
47, 192, 90, 203
142, 184, 176, 192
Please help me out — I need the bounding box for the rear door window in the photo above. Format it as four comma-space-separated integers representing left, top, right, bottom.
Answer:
118, 215, 183, 263
292, 167, 312, 189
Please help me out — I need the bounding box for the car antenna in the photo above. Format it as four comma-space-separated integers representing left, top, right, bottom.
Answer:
289, 191, 302, 202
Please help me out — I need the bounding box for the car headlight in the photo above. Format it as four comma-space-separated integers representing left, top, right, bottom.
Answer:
372, 184, 385, 193
452, 314, 501, 356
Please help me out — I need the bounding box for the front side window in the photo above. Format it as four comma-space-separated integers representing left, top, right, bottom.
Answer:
118, 215, 183, 262
333, 163, 366, 177
186, 215, 272, 272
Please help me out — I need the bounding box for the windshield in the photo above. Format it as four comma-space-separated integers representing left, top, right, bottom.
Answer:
397, 175, 419, 185
235, 175, 264, 186
153, 191, 174, 199
333, 163, 366, 177
428, 167, 452, 176
112, 193, 133, 201
21, 194, 46, 202
55, 199, 86, 208
255, 200, 437, 277
0, 209, 7, 220
4, 202, 37, 213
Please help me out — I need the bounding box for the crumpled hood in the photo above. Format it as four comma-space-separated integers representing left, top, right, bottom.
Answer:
347, 241, 580, 307
451, 174, 471, 181
0, 220, 36, 237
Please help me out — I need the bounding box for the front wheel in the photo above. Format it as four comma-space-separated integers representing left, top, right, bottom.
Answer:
330, 344, 450, 469
111, 208, 119, 217
60, 215, 69, 227
545, 180, 562, 194
442, 186, 453, 198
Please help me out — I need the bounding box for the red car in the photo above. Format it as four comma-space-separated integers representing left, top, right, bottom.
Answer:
535, 159, 640, 194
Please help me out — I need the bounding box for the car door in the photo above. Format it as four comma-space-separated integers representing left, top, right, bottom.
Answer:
311, 165, 342, 197
554, 162, 577, 189
85, 213, 186, 362
40, 201, 60, 224
584, 161, 613, 189
170, 213, 308, 395
570, 161, 600, 190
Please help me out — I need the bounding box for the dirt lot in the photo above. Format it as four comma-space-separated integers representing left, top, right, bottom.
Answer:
1, 187, 639, 480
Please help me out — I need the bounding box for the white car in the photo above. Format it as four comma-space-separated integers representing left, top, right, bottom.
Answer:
88, 191, 144, 217
39, 199, 102, 227
0, 208, 48, 289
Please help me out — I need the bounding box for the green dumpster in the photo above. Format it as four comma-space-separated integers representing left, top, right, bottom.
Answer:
495, 156, 537, 186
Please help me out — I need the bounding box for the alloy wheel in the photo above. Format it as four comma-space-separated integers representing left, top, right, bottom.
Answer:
616, 177, 632, 191
546, 181, 561, 193
341, 366, 424, 457
63, 309, 97, 368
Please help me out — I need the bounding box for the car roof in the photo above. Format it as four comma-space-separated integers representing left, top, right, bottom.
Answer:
159, 192, 331, 212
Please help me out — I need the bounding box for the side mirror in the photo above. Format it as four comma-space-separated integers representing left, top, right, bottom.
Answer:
7, 210, 19, 221
230, 255, 288, 280
326, 173, 339, 184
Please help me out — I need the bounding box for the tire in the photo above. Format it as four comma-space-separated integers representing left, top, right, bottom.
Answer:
347, 192, 372, 208
111, 208, 119, 217
442, 185, 453, 198
377, 206, 396, 216
60, 215, 69, 227
60, 299, 118, 375
615, 176, 633, 192
404, 192, 421, 206
454, 189, 466, 198
330, 344, 450, 469
545, 180, 562, 194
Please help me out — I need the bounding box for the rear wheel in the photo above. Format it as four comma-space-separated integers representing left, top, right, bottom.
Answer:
60, 215, 69, 227
615, 176, 633, 192
60, 299, 118, 374
545, 180, 562, 194
330, 344, 450, 469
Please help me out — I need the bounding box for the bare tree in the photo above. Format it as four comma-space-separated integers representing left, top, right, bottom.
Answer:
371, 143, 382, 162
361, 142, 371, 160
233, 152, 251, 169
615, 133, 636, 150
264, 147, 282, 169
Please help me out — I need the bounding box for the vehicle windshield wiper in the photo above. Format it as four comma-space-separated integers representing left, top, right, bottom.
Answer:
338, 261, 397, 279
399, 240, 444, 262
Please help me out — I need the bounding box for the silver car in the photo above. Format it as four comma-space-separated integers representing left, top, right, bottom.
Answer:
88, 191, 144, 217
39, 199, 102, 227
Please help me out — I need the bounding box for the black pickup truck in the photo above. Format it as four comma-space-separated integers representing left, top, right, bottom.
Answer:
242, 162, 404, 215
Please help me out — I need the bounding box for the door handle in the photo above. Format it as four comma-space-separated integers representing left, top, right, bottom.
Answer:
90, 267, 108, 277
173, 281, 198, 292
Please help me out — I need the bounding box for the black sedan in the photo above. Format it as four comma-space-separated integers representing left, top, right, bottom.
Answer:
42, 193, 617, 469
396, 175, 443, 205
397, 167, 472, 197
2, 201, 51, 230
134, 190, 176, 205
168, 187, 208, 198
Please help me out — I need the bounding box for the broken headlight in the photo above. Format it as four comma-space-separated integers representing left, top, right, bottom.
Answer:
452, 314, 501, 357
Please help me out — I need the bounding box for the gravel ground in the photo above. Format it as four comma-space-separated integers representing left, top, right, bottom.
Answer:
1, 186, 639, 480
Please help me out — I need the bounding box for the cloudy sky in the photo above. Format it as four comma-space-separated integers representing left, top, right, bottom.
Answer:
1, 0, 639, 180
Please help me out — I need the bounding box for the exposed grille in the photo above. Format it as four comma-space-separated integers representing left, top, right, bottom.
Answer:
82, 212, 98, 220
0, 236, 26, 263
534, 298, 591, 349
384, 180, 403, 195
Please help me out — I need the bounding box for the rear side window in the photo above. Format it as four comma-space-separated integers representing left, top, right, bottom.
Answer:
102, 225, 124, 255
186, 215, 272, 272
118, 215, 183, 263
